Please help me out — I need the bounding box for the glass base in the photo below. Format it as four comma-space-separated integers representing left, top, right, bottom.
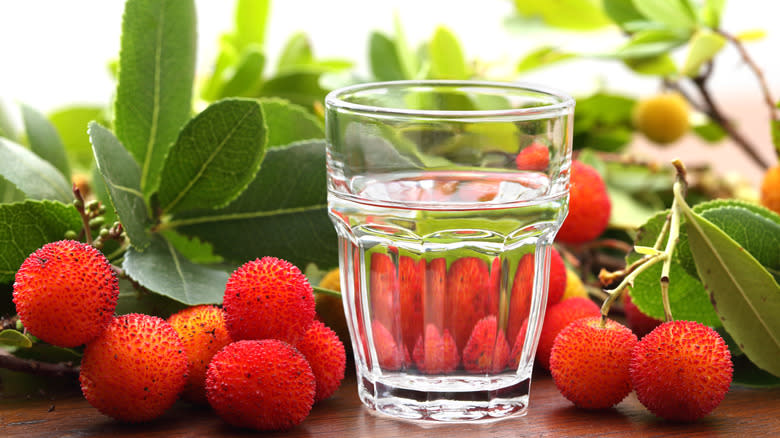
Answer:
357, 373, 531, 423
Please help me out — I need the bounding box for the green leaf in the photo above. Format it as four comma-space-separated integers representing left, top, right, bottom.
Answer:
259, 98, 324, 149
276, 32, 313, 72
200, 36, 240, 102
257, 71, 328, 110
573, 92, 637, 151
607, 187, 658, 230
0, 138, 72, 203
116, 279, 188, 319
217, 45, 265, 98
682, 29, 726, 76
114, 0, 197, 199
168, 140, 338, 269
123, 235, 229, 305
680, 198, 780, 377
735, 29, 767, 42
156, 99, 266, 215
516, 46, 576, 73
232, 0, 270, 52
624, 53, 678, 76
632, 0, 697, 30
611, 29, 689, 59
0, 329, 33, 348
628, 210, 721, 326
20, 104, 71, 179
677, 201, 780, 281
428, 26, 469, 80
602, 0, 646, 28
732, 354, 780, 388
394, 13, 419, 79
512, 0, 611, 30
88, 122, 152, 249
0, 96, 20, 141
369, 32, 407, 81
701, 0, 726, 28
48, 105, 108, 171
692, 118, 727, 142
159, 230, 224, 264
0, 177, 26, 204
0, 200, 82, 283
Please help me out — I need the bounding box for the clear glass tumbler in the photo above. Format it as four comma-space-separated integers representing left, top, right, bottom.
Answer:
325, 80, 574, 423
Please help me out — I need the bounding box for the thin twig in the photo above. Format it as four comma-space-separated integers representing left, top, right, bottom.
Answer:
0, 352, 80, 378
716, 29, 779, 124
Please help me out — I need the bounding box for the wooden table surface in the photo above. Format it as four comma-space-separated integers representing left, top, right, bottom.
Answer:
2, 367, 778, 438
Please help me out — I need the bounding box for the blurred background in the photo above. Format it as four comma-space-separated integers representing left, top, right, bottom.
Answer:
0, 0, 777, 186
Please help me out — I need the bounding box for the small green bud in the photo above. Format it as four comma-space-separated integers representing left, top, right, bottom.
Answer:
64, 230, 79, 240
16, 319, 23, 331
73, 199, 84, 210
99, 228, 110, 238
89, 216, 105, 228
86, 200, 100, 212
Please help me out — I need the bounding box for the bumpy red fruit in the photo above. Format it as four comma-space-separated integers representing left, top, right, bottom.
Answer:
515, 142, 550, 171
623, 293, 661, 338
556, 160, 611, 244
511, 296, 601, 370
412, 324, 460, 374
507, 248, 567, 343
222, 257, 315, 344
79, 314, 188, 422
206, 340, 315, 431
295, 320, 346, 402
369, 252, 398, 333
446, 257, 495, 350
550, 317, 638, 409
13, 240, 118, 347
372, 319, 408, 370
399, 256, 425, 354
168, 305, 232, 404
462, 316, 510, 373
630, 320, 733, 422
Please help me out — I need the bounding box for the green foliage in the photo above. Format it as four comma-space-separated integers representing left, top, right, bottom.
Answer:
157, 99, 266, 214
0, 200, 82, 283
369, 32, 406, 81
114, 0, 197, 200
123, 235, 229, 305
682, 29, 726, 76
516, 46, 575, 73
428, 26, 470, 80
0, 329, 33, 348
169, 140, 338, 269
573, 92, 637, 152
628, 210, 721, 326
89, 122, 152, 249
679, 198, 780, 377
512, 0, 611, 31
48, 105, 109, 171
21, 104, 71, 179
0, 138, 72, 203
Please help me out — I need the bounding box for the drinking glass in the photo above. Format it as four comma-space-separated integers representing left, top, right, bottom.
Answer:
325, 80, 574, 423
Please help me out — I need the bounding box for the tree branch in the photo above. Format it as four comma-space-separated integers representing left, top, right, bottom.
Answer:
0, 352, 80, 378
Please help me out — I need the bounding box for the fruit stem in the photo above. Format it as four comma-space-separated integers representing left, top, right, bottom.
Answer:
0, 351, 80, 378
599, 251, 667, 325
72, 184, 93, 245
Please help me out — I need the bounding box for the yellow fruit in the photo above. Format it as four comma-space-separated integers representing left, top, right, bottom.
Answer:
760, 165, 780, 214
561, 269, 588, 301
633, 93, 690, 144
319, 268, 341, 292
317, 268, 350, 352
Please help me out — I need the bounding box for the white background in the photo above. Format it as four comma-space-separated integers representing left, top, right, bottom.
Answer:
0, 0, 777, 185
0, 0, 777, 111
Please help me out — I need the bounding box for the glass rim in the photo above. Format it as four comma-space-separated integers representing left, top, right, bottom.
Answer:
324, 79, 575, 119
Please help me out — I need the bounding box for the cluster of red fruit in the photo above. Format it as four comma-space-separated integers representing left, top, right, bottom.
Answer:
12, 241, 346, 431
367, 245, 579, 374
